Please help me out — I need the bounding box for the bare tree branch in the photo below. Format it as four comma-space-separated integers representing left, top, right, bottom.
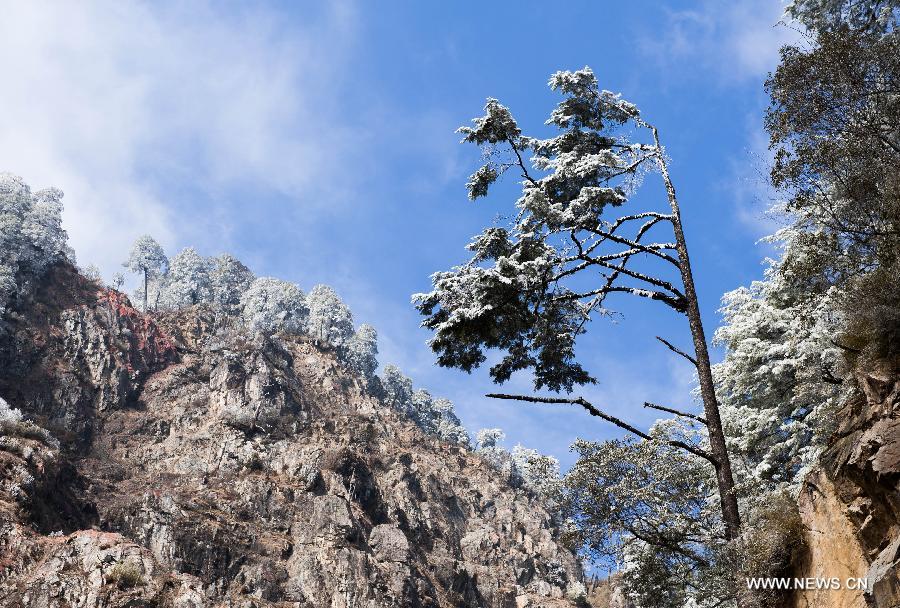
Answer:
485, 393, 717, 465
656, 336, 698, 367
643, 402, 707, 425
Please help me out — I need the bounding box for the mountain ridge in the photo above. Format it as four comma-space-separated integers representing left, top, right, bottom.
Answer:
0, 262, 584, 608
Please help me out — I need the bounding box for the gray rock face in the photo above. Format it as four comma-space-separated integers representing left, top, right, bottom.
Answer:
0, 264, 583, 607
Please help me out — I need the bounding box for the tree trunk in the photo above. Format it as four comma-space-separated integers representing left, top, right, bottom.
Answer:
143, 269, 148, 312
652, 128, 742, 542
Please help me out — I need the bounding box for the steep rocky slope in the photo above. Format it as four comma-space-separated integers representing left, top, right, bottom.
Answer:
0, 264, 583, 607
790, 361, 900, 608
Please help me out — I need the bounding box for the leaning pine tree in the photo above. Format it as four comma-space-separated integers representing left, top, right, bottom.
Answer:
414, 68, 742, 544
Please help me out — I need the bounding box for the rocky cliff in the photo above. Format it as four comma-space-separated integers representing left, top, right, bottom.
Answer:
790, 361, 900, 608
0, 264, 584, 608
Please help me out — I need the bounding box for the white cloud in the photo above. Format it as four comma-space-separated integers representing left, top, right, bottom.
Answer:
0, 2, 358, 276
721, 121, 786, 238
638, 1, 802, 83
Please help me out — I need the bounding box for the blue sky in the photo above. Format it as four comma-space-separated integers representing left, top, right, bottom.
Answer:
0, 1, 798, 469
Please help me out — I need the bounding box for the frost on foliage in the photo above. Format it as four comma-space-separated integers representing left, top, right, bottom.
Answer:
511, 444, 561, 498
306, 284, 354, 349
0, 174, 71, 318
714, 231, 847, 491
415, 67, 672, 393
563, 420, 726, 607
240, 277, 308, 334
475, 428, 514, 478
565, 581, 587, 602
785, 0, 900, 33
81, 264, 103, 283
0, 396, 22, 425
211, 254, 255, 309
124, 235, 168, 311
160, 247, 213, 309
379, 364, 468, 445
475, 428, 560, 499
343, 324, 379, 379
0, 396, 59, 449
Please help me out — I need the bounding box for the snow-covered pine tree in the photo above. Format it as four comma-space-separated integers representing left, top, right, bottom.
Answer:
474, 428, 514, 479
0, 174, 71, 318
124, 235, 168, 311
160, 247, 213, 309
785, 0, 899, 33
240, 277, 308, 334
343, 323, 379, 379
81, 264, 103, 283
306, 284, 354, 349
511, 444, 560, 499
379, 364, 468, 445
474, 428, 560, 498
713, 233, 847, 490
210, 254, 255, 310
414, 67, 742, 542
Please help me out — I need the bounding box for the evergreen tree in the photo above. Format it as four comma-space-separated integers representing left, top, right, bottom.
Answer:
379, 364, 468, 445
0, 174, 70, 318
124, 235, 168, 311
211, 254, 255, 310
415, 67, 742, 542
240, 277, 308, 334
344, 323, 379, 379
160, 247, 213, 308
306, 284, 354, 349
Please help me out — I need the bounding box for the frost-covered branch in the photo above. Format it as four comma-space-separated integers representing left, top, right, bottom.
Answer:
643, 402, 707, 425
586, 224, 680, 267
552, 285, 687, 312
655, 336, 698, 367
484, 393, 715, 464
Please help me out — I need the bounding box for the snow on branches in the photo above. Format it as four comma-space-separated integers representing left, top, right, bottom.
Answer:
414, 67, 686, 393
0, 174, 71, 318
379, 364, 469, 446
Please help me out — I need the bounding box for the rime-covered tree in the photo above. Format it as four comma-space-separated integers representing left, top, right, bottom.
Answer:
0, 395, 21, 426
564, 421, 727, 608
511, 444, 561, 499
785, 0, 899, 32
379, 364, 468, 445
701, 0, 900, 502
475, 428, 514, 478
344, 324, 379, 379
111, 272, 125, 291
0, 174, 70, 317
306, 284, 354, 349
81, 264, 102, 283
124, 235, 168, 311
210, 254, 255, 310
160, 247, 213, 308
767, 11, 900, 358
474, 429, 559, 496
430, 397, 469, 445
380, 364, 413, 408
414, 67, 742, 542
240, 277, 308, 334
713, 238, 847, 490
